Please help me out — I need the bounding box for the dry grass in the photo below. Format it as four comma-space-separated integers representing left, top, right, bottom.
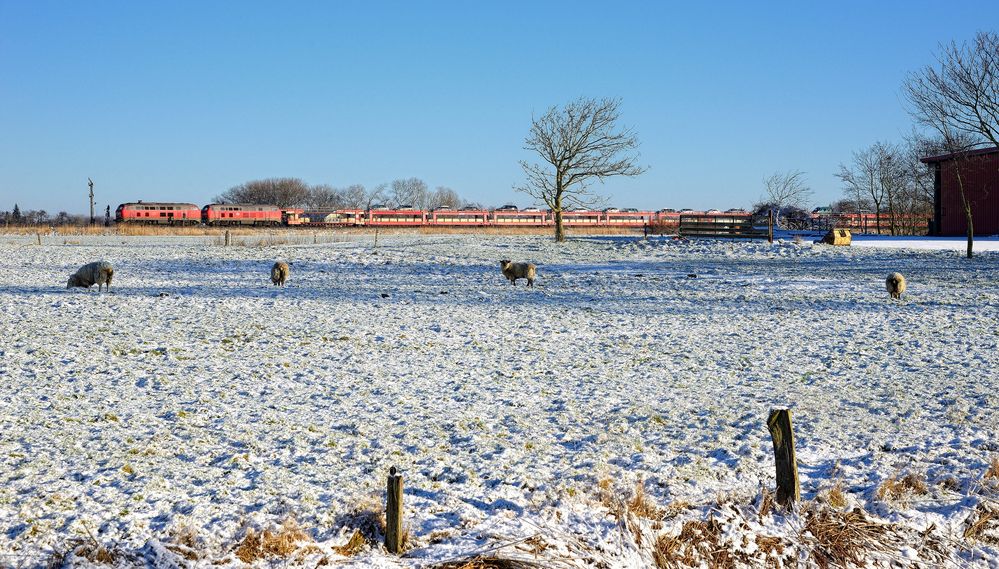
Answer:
819, 480, 848, 510
431, 557, 550, 568
876, 473, 928, 506
801, 506, 899, 569
164, 524, 204, 561
331, 529, 366, 556
986, 457, 999, 481
233, 518, 313, 563
628, 479, 665, 521
757, 487, 775, 522
964, 502, 999, 545
652, 517, 743, 569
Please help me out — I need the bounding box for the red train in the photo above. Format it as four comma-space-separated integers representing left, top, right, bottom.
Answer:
200, 204, 282, 226
115, 202, 201, 225
115, 202, 283, 226
114, 201, 930, 234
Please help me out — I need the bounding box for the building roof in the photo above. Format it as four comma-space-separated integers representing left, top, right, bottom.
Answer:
920, 146, 999, 163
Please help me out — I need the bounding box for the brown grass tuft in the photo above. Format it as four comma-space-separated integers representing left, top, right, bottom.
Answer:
757, 487, 775, 522
164, 524, 204, 561
431, 556, 549, 568
652, 517, 743, 568
802, 506, 897, 569
331, 529, 366, 556
820, 480, 848, 510
628, 479, 664, 521
985, 458, 999, 481
964, 502, 999, 545
876, 473, 928, 506
233, 518, 313, 563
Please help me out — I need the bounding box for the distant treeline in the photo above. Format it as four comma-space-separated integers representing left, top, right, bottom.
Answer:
215, 177, 485, 211
2, 204, 93, 226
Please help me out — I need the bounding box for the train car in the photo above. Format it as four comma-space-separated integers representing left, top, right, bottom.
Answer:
202, 204, 282, 226
115, 202, 201, 225
561, 209, 602, 226
429, 208, 489, 225
366, 208, 427, 226
492, 209, 548, 225
301, 209, 366, 226
282, 208, 307, 226
604, 210, 654, 226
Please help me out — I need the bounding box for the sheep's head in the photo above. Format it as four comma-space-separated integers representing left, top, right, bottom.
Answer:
66, 275, 82, 288
499, 260, 511, 270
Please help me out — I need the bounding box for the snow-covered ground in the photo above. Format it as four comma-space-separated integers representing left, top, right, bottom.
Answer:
0, 232, 997, 567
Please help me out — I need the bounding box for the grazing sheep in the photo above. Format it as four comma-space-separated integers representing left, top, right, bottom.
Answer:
67, 261, 114, 291
886, 272, 906, 299
499, 260, 536, 287
271, 261, 290, 286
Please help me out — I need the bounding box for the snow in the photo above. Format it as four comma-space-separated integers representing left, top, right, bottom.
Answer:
0, 232, 997, 567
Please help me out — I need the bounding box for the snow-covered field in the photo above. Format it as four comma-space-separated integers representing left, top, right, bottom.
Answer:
1, 232, 997, 567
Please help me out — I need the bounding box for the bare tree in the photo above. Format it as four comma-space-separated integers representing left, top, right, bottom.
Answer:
389, 178, 429, 209
518, 97, 646, 241
304, 184, 345, 210
761, 170, 813, 228
215, 178, 310, 208
905, 31, 999, 257
338, 184, 367, 209
428, 186, 461, 210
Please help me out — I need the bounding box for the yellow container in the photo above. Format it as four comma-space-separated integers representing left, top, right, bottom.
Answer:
821, 228, 852, 246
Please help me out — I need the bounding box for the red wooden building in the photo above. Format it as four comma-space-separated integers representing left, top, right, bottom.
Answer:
922, 147, 999, 236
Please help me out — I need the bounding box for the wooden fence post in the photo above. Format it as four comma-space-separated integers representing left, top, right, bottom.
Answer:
767, 408, 800, 508
224, 230, 230, 247
385, 466, 403, 554
768, 210, 774, 243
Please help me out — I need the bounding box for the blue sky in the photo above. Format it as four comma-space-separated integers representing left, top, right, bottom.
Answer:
0, 1, 994, 214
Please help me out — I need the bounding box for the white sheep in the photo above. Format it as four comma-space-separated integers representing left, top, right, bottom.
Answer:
499, 260, 536, 287
271, 261, 289, 286
67, 261, 114, 292
886, 272, 906, 299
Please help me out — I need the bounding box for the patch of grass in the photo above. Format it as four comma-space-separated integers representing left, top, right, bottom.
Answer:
628, 479, 664, 521
819, 480, 848, 510
652, 517, 742, 568
876, 473, 928, 506
164, 524, 204, 561
233, 518, 312, 563
802, 506, 899, 569
964, 502, 999, 545
331, 529, 366, 556
985, 457, 999, 481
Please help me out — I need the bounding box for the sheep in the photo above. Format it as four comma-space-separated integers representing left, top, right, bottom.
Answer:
886, 272, 906, 299
67, 261, 114, 292
271, 261, 290, 286
499, 260, 536, 287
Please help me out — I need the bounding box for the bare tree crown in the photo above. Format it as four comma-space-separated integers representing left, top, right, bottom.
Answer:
517, 97, 645, 240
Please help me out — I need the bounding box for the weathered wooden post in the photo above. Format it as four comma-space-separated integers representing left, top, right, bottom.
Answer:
385, 466, 403, 554
224, 230, 231, 247
768, 209, 774, 243
767, 409, 800, 507
374, 228, 379, 249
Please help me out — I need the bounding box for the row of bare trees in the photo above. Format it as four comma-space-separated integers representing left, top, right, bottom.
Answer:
2, 204, 89, 226
834, 139, 934, 235
903, 30, 999, 258
215, 178, 478, 210
214, 178, 477, 211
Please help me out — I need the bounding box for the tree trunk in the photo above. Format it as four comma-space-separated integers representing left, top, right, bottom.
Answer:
955, 167, 973, 258
554, 209, 564, 242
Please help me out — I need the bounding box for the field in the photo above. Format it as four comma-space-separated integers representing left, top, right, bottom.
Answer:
1, 232, 998, 567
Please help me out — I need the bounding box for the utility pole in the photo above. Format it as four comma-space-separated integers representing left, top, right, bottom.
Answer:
88, 178, 95, 225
